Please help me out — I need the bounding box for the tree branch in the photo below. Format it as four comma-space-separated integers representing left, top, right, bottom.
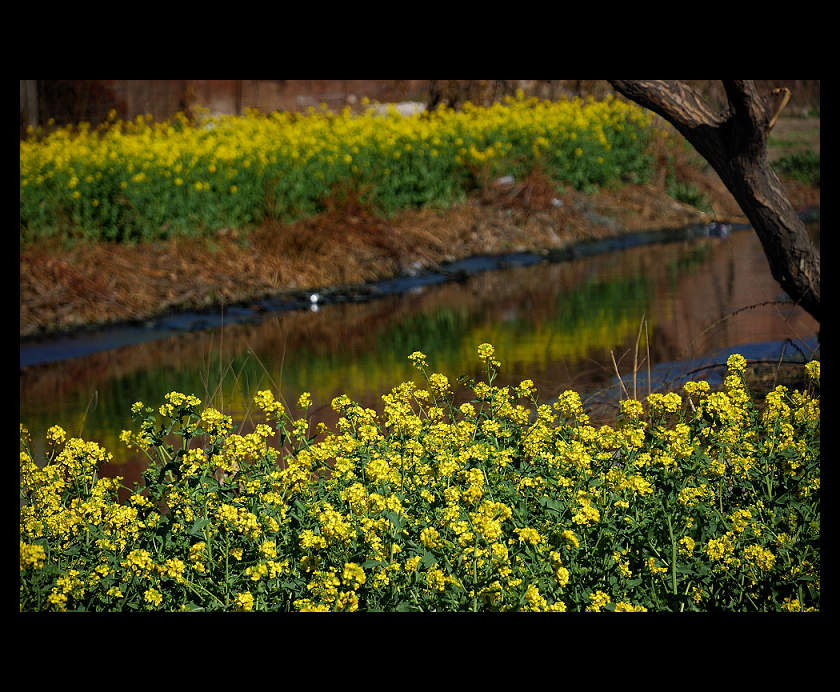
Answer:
721, 80, 771, 151
767, 87, 791, 132
608, 80, 730, 164
608, 80, 724, 131
608, 79, 820, 324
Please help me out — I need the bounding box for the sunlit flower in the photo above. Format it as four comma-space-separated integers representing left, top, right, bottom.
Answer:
18, 341, 820, 613
234, 591, 254, 611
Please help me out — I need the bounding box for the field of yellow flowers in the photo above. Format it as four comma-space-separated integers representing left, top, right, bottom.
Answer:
20, 93, 654, 244
20, 344, 820, 612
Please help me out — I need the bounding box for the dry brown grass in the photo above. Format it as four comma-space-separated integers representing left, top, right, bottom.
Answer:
20, 156, 817, 340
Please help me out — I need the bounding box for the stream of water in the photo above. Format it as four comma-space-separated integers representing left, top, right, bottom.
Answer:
20, 221, 819, 488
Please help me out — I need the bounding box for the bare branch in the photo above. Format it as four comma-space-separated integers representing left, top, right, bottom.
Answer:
767, 87, 791, 132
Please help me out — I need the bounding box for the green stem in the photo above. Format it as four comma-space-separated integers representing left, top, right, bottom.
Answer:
666, 514, 678, 596
649, 573, 662, 610
224, 534, 231, 603
184, 579, 226, 609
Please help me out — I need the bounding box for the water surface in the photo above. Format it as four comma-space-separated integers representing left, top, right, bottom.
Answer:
20, 223, 819, 487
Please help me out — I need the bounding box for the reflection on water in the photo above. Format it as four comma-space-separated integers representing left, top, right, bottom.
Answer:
20, 224, 819, 486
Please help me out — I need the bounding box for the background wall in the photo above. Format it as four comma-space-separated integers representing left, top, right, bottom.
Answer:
20, 80, 820, 137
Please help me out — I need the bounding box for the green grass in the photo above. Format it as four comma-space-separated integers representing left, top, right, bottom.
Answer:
773, 151, 820, 186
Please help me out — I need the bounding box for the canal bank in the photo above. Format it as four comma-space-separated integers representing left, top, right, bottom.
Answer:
17, 219, 760, 368
20, 152, 820, 344
20, 162, 755, 341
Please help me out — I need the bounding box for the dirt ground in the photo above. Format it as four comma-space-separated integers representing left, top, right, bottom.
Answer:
19, 117, 820, 340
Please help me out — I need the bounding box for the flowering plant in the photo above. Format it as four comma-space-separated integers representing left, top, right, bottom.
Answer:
21, 94, 654, 244
20, 345, 819, 611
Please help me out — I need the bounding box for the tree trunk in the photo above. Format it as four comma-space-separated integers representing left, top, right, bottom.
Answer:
608, 80, 820, 323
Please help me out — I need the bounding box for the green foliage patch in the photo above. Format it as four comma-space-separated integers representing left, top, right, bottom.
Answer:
774, 151, 820, 186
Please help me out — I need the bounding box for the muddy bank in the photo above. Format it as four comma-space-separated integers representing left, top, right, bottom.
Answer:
19, 160, 819, 341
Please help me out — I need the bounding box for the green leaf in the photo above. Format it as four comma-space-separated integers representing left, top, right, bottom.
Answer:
539, 496, 565, 513
385, 511, 405, 530
421, 551, 437, 568
188, 517, 210, 538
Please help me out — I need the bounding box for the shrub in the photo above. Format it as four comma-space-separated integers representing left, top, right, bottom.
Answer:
773, 151, 820, 186
667, 179, 711, 212
19, 347, 820, 612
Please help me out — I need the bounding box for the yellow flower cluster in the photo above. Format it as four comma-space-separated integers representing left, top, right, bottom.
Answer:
21, 93, 654, 243
19, 347, 820, 612
200, 407, 233, 440
159, 391, 201, 418
254, 389, 285, 422
477, 342, 501, 368
19, 541, 46, 571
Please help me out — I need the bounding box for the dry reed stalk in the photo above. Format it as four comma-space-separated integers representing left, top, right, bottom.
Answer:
610, 349, 630, 400
645, 317, 651, 400
773, 343, 787, 390
77, 389, 98, 438
633, 313, 646, 401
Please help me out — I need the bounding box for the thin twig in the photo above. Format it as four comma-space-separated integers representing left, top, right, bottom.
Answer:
645, 317, 651, 400
773, 343, 786, 389
610, 349, 630, 400
633, 313, 646, 401
686, 301, 791, 356
78, 389, 98, 438
219, 301, 224, 414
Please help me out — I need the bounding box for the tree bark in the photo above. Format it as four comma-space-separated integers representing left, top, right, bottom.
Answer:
608, 80, 820, 323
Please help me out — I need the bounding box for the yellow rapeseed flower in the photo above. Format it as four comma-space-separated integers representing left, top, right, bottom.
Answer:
234, 591, 255, 611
